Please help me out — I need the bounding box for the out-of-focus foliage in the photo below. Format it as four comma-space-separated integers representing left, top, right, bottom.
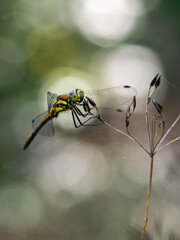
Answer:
0, 0, 180, 239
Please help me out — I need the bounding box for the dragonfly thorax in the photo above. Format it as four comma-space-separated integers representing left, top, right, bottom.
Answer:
49, 107, 58, 117
70, 89, 84, 103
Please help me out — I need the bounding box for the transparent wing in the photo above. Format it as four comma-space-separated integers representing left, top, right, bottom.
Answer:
47, 91, 58, 112
84, 85, 137, 109
114, 76, 180, 149
55, 108, 102, 131
52, 86, 136, 131
32, 111, 55, 136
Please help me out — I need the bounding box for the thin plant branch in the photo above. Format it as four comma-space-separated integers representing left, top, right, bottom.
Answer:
155, 114, 180, 152
126, 126, 150, 156
145, 95, 151, 152
155, 136, 180, 153
146, 74, 160, 152
153, 122, 159, 146
151, 119, 156, 149
95, 104, 150, 155
140, 155, 154, 240
87, 75, 179, 240
154, 122, 165, 150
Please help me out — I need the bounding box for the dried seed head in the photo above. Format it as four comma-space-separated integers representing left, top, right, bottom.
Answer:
133, 96, 136, 111
147, 97, 151, 105
155, 75, 161, 88
126, 105, 131, 114
150, 74, 160, 87
126, 119, 130, 127
152, 99, 163, 114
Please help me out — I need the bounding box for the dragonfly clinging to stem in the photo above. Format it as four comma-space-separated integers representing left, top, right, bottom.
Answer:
23, 86, 137, 150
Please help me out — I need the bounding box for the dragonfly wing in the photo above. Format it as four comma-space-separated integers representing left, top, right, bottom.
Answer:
32, 111, 55, 136
39, 86, 136, 132
47, 91, 58, 112
56, 107, 102, 130
56, 105, 126, 131
84, 85, 137, 109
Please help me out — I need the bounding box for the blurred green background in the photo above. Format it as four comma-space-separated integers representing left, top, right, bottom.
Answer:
0, 0, 180, 239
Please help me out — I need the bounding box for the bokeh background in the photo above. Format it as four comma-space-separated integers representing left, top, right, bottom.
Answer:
0, 0, 180, 239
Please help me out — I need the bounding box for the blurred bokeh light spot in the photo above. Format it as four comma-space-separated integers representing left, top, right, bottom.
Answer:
91, 44, 163, 99
35, 142, 111, 199
42, 70, 93, 94
70, 0, 144, 46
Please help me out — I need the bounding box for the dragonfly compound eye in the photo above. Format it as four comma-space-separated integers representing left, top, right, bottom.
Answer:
70, 89, 84, 103
77, 90, 84, 102
70, 90, 77, 102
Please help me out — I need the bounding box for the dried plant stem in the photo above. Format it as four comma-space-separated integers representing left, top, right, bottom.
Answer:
154, 123, 165, 151
155, 114, 180, 152
94, 108, 134, 140
101, 119, 133, 139
151, 119, 156, 147
94, 107, 150, 155
146, 87, 154, 152
146, 104, 151, 152
94, 86, 179, 240
100, 117, 150, 155
126, 127, 150, 156
155, 136, 180, 153
140, 155, 154, 240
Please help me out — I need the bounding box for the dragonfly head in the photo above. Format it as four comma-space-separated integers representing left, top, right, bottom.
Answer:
70, 89, 84, 103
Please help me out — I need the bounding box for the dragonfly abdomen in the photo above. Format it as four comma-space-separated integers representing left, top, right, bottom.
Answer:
23, 114, 52, 150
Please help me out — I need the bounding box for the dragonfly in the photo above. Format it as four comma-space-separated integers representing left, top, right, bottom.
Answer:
23, 86, 137, 150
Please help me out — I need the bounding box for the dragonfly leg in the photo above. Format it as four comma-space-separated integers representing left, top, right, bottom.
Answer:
76, 102, 94, 113
74, 105, 90, 117
72, 108, 102, 128
72, 109, 84, 128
